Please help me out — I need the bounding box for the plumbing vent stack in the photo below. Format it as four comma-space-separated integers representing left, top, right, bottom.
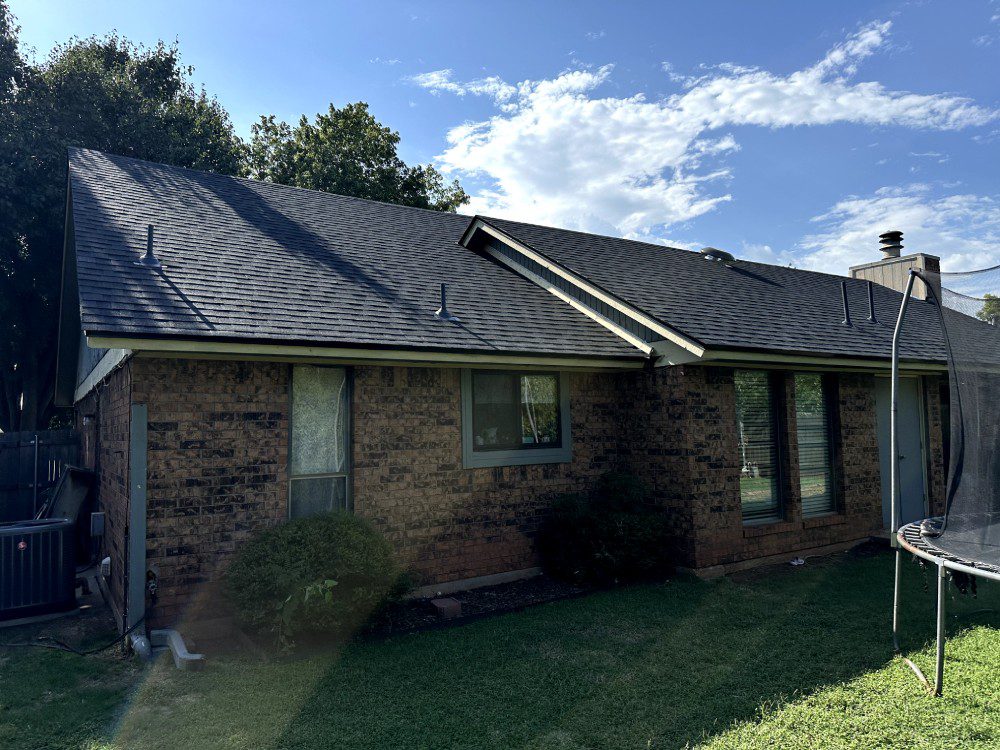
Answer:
867, 280, 877, 323
434, 283, 459, 323
841, 281, 852, 326
135, 224, 162, 269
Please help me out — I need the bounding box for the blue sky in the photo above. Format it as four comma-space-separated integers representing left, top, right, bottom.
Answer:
10, 0, 1000, 274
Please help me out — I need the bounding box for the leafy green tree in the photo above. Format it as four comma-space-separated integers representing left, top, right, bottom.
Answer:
976, 294, 1000, 326
247, 103, 468, 212
0, 3, 245, 431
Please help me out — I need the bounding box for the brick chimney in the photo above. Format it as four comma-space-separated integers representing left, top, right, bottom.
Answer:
849, 230, 941, 301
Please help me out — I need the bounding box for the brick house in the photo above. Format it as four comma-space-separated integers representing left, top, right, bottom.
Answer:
56, 149, 949, 630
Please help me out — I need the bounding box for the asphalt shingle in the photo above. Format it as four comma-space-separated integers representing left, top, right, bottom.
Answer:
484, 217, 953, 363
68, 149, 644, 362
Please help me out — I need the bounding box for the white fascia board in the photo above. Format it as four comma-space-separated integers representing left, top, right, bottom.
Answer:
86, 336, 646, 371
698, 348, 946, 373
74, 347, 131, 403
468, 220, 705, 357
482, 245, 653, 356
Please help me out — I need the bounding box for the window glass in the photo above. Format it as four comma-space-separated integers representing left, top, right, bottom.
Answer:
291, 366, 347, 475
290, 365, 349, 517
290, 476, 348, 519
735, 369, 782, 522
796, 373, 836, 517
472, 371, 560, 451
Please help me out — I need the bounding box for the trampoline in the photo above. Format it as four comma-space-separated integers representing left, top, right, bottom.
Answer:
890, 266, 1000, 696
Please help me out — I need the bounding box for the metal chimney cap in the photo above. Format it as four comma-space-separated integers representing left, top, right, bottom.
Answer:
878, 230, 903, 259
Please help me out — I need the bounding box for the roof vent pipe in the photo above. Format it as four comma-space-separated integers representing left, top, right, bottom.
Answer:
135, 224, 162, 269
434, 283, 460, 323
841, 281, 852, 326
879, 230, 903, 259
867, 280, 877, 323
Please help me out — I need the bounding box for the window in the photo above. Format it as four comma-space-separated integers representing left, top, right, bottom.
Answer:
461, 369, 571, 468
735, 369, 783, 523
289, 365, 349, 518
795, 373, 838, 517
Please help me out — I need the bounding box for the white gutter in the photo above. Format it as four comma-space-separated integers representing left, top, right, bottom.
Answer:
87, 336, 647, 371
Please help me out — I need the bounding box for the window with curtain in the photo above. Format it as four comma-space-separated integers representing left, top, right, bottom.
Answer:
462, 370, 571, 467
735, 369, 783, 523
795, 373, 837, 517
289, 365, 349, 518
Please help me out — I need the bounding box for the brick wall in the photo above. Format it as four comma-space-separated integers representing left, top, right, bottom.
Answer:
351, 366, 625, 585
131, 359, 289, 626
76, 362, 132, 621
620, 366, 885, 569
924, 374, 948, 516
80, 355, 948, 628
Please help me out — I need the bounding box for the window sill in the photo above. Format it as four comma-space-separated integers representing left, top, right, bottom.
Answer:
463, 447, 572, 469
802, 513, 846, 529
742, 520, 798, 537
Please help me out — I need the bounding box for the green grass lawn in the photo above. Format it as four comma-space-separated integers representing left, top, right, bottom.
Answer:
2, 547, 998, 750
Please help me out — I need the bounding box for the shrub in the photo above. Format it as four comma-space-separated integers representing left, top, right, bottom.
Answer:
225, 512, 404, 649
537, 472, 674, 585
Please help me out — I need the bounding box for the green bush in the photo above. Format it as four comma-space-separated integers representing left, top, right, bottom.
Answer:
225, 512, 404, 649
537, 472, 674, 585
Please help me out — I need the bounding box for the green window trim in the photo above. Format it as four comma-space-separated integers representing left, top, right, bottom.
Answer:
461, 369, 572, 469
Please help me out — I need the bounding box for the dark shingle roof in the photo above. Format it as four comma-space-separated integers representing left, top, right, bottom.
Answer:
67, 149, 643, 361
483, 217, 950, 363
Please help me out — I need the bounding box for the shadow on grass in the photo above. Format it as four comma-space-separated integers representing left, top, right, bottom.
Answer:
103, 550, 999, 750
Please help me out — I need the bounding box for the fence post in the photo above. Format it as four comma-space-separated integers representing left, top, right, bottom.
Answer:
32, 433, 40, 516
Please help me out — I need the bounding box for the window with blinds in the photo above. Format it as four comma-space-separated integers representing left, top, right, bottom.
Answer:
735, 370, 783, 523
795, 373, 837, 517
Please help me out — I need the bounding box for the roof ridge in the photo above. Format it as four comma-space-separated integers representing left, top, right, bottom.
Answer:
488, 215, 908, 285
68, 147, 474, 220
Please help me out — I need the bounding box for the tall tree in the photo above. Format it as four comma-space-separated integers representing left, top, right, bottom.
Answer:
0, 3, 245, 432
247, 103, 468, 212
977, 294, 1000, 326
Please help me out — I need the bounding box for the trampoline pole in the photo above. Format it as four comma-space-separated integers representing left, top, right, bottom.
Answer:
890, 272, 917, 652
935, 563, 947, 696
893, 549, 902, 652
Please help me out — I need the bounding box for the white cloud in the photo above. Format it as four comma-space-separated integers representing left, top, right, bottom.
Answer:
585, 30, 606, 41
408, 69, 517, 105
410, 21, 996, 240
798, 185, 1000, 273
369, 57, 401, 65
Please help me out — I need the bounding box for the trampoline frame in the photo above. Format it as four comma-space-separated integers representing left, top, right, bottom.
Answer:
889, 270, 1000, 697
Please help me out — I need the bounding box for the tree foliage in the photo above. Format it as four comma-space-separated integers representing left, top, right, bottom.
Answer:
247, 103, 468, 212
0, 14, 246, 431
0, 1, 468, 432
977, 294, 1000, 326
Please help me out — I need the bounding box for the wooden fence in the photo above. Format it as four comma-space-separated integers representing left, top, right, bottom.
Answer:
0, 429, 79, 522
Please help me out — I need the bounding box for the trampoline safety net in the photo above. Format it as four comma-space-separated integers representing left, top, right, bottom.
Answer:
918, 267, 1000, 570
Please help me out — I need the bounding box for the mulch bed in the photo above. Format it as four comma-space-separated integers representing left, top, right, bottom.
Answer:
364, 575, 590, 638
